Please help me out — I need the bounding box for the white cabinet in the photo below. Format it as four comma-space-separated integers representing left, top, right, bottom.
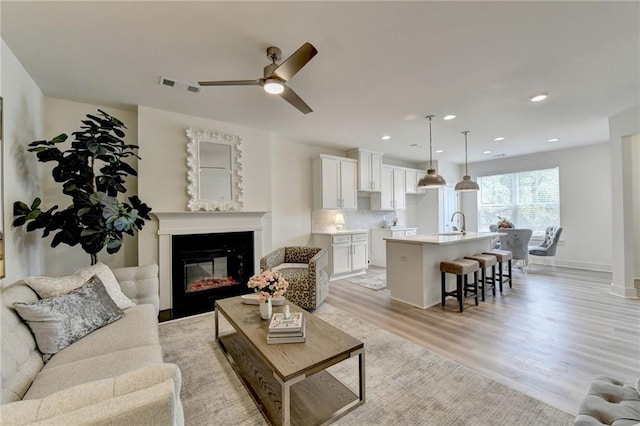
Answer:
370, 228, 418, 267
347, 149, 383, 192
405, 169, 418, 194
312, 155, 358, 210
312, 232, 368, 280
371, 166, 406, 210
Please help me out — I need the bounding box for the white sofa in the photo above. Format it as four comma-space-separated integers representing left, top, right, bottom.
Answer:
0, 264, 184, 425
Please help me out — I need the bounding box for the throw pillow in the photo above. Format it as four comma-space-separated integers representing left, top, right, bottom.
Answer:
13, 275, 125, 360
25, 262, 135, 310
74, 262, 135, 310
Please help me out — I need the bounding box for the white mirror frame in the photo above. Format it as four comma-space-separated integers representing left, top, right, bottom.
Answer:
186, 127, 244, 211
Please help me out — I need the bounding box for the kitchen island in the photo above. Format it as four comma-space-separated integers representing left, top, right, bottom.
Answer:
384, 232, 504, 309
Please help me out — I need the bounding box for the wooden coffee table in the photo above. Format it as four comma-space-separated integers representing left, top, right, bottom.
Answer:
215, 296, 365, 426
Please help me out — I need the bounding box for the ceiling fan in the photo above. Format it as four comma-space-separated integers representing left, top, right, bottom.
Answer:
198, 42, 318, 114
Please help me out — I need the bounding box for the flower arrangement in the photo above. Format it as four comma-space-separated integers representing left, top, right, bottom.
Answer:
497, 216, 515, 229
247, 270, 289, 303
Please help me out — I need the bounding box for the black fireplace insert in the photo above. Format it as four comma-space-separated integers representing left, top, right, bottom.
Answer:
171, 231, 254, 319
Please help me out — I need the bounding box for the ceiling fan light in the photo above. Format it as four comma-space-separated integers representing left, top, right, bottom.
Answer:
264, 79, 284, 94
418, 169, 447, 188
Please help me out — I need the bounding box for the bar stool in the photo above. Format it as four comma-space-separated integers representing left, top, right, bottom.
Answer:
464, 253, 497, 301
482, 249, 513, 292
440, 258, 480, 312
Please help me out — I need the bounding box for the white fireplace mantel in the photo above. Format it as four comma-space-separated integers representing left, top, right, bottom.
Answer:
153, 211, 269, 310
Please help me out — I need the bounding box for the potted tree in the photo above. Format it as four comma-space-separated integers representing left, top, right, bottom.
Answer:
13, 110, 151, 265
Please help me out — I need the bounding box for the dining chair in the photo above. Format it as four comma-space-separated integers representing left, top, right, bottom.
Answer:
498, 229, 533, 272
528, 226, 563, 271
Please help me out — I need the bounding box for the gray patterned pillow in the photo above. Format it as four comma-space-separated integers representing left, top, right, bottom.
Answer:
13, 275, 125, 360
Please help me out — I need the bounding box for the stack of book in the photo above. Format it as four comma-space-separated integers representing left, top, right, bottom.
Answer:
267, 312, 306, 344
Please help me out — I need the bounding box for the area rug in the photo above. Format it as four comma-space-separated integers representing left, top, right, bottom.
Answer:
347, 268, 387, 291
159, 304, 573, 425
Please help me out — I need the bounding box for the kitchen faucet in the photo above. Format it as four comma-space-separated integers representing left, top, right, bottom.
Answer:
450, 211, 466, 235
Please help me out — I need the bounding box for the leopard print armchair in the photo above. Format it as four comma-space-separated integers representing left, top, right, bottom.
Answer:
259, 246, 329, 310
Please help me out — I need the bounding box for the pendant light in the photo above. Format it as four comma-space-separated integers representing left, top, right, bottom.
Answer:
454, 130, 479, 192
417, 115, 446, 188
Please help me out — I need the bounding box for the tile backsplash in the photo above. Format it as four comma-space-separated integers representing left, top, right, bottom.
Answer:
312, 196, 408, 233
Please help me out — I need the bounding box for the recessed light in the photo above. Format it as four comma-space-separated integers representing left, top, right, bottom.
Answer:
547, 138, 559, 142
493, 137, 505, 141
381, 135, 391, 141
530, 94, 548, 102
443, 115, 456, 120
435, 149, 444, 153
483, 150, 492, 154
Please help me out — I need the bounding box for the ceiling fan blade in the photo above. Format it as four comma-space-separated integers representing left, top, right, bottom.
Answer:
198, 79, 261, 87
280, 86, 313, 114
272, 42, 318, 82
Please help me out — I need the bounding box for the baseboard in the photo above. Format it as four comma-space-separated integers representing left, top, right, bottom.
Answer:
528, 258, 612, 272
610, 282, 640, 299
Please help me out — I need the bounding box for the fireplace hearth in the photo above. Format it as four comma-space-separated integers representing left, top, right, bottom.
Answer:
172, 231, 254, 319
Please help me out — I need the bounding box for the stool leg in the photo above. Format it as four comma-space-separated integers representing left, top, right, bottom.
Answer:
473, 271, 479, 306
480, 267, 486, 302
507, 259, 513, 288
457, 275, 463, 312
498, 261, 504, 293
491, 265, 496, 296
441, 272, 446, 307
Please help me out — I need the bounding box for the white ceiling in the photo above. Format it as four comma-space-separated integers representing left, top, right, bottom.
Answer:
2, 1, 639, 165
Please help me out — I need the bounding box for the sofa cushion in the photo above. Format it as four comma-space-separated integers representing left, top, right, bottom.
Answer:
24, 345, 164, 400
13, 276, 125, 361
25, 262, 134, 310
0, 282, 44, 403
44, 303, 160, 369
4, 364, 181, 425
575, 376, 640, 426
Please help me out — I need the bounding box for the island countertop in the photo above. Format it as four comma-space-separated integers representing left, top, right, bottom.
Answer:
383, 231, 504, 245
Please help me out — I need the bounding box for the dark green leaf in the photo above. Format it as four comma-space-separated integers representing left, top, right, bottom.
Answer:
13, 201, 31, 216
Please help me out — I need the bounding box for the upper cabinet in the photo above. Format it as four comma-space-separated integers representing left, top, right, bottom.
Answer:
371, 165, 406, 210
347, 149, 383, 192
312, 155, 358, 210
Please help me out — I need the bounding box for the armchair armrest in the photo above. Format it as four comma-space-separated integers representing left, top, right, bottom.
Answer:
260, 247, 286, 272
309, 248, 328, 283
112, 264, 160, 314
0, 364, 184, 426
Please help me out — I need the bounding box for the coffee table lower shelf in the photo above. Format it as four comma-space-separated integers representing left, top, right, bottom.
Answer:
219, 332, 364, 426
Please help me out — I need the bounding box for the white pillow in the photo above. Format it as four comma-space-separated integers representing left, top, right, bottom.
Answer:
74, 262, 135, 310
25, 262, 135, 310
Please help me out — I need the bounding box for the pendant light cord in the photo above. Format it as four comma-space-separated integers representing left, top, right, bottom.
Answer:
426, 115, 435, 168
463, 131, 470, 174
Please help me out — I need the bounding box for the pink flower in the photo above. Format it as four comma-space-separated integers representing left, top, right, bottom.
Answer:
247, 269, 289, 301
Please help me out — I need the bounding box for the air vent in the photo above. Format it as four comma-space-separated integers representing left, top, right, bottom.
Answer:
159, 76, 199, 94
493, 153, 507, 158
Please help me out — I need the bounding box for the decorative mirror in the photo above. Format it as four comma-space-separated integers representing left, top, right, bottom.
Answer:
186, 127, 243, 211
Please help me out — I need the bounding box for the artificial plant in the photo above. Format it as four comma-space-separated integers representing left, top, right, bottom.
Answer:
13, 110, 151, 265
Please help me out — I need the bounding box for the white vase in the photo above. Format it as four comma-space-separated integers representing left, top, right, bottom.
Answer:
259, 298, 272, 320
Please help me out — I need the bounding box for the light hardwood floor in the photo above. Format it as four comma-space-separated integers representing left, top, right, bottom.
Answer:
327, 266, 640, 416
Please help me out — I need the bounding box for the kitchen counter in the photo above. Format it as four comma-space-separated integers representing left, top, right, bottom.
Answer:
311, 229, 368, 235
384, 231, 504, 245
384, 232, 503, 309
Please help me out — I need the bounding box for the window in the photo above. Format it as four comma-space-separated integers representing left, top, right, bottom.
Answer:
477, 167, 560, 235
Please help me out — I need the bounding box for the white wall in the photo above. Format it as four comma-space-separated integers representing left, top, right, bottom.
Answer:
136, 106, 272, 267
1, 40, 46, 285
270, 135, 343, 248
42, 98, 139, 274
631, 134, 640, 281
609, 106, 639, 298
465, 143, 613, 271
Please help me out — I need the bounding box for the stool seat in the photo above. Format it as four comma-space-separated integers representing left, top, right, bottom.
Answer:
483, 249, 513, 262
440, 258, 480, 275
465, 253, 498, 301
464, 253, 498, 267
